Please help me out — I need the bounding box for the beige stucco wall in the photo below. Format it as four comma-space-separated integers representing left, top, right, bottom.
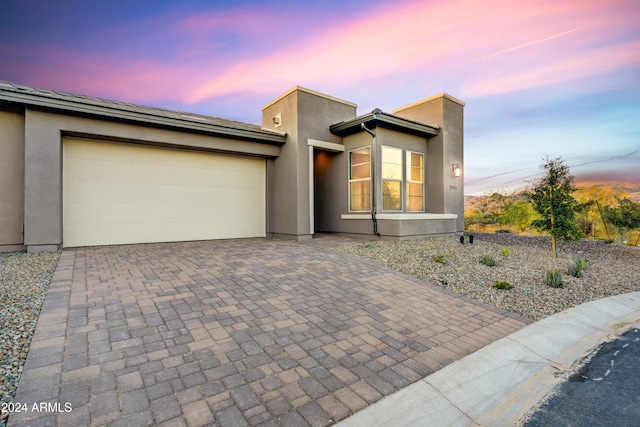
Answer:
262, 90, 301, 239
394, 94, 465, 231
0, 109, 25, 251
262, 87, 356, 240
22, 109, 282, 252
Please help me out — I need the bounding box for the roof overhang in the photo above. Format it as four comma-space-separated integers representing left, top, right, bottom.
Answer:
330, 109, 438, 138
0, 81, 286, 146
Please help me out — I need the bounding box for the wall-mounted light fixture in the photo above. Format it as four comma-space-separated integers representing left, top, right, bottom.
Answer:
453, 163, 462, 177
273, 113, 282, 128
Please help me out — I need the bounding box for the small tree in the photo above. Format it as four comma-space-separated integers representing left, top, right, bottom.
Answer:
524, 157, 582, 257
603, 198, 640, 245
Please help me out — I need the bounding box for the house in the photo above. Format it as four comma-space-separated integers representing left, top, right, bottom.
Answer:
0, 81, 464, 252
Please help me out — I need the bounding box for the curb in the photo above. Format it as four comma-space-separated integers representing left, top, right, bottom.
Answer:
336, 291, 640, 427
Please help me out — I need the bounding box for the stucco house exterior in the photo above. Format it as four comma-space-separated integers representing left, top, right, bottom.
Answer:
0, 81, 464, 252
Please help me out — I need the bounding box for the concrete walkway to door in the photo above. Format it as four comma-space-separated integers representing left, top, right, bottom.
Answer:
8, 235, 530, 427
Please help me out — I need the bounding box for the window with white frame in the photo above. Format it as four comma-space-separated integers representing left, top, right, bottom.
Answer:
406, 151, 424, 211
348, 147, 371, 211
381, 146, 403, 211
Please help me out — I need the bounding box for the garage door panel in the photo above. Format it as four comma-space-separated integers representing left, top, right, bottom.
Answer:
66, 160, 264, 190
63, 138, 266, 247
65, 185, 265, 208
65, 219, 264, 246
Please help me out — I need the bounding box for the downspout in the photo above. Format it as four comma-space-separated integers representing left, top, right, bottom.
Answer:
361, 122, 381, 236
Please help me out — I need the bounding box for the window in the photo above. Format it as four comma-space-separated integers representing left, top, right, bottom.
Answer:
382, 147, 403, 211
348, 146, 425, 213
406, 151, 424, 211
349, 147, 370, 211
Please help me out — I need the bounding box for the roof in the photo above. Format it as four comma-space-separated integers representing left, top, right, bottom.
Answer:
329, 109, 439, 138
0, 81, 286, 145
262, 86, 357, 111
393, 92, 465, 113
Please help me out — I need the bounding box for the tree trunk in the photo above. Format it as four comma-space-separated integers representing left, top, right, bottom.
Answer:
550, 186, 557, 258
595, 200, 611, 240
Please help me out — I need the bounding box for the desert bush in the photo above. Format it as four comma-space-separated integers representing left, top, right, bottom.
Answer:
494, 281, 514, 290
574, 256, 588, 270
433, 254, 448, 264
568, 263, 582, 278
500, 248, 510, 257
481, 254, 497, 267
546, 269, 563, 288
568, 257, 588, 278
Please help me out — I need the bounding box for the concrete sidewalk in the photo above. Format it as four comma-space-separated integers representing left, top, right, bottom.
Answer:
336, 291, 640, 427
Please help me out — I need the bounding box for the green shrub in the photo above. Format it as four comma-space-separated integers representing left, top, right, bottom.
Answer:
546, 269, 563, 288
573, 256, 588, 270
481, 254, 496, 267
500, 248, 510, 257
494, 281, 514, 290
568, 256, 588, 278
433, 254, 448, 264
568, 263, 582, 278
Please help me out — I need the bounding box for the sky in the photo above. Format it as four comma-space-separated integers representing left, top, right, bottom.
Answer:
1, 0, 638, 195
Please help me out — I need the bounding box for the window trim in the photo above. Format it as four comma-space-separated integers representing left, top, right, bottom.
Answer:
381, 146, 403, 212
348, 146, 371, 212
406, 150, 425, 212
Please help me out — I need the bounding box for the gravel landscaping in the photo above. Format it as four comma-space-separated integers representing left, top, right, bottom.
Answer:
0, 250, 60, 424
333, 233, 640, 321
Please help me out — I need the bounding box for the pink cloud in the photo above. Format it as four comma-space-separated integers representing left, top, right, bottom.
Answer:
463, 39, 640, 97
183, 0, 640, 103
3, 46, 190, 104
5, 0, 637, 109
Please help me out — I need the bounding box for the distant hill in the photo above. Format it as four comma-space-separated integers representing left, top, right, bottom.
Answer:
575, 181, 640, 201
465, 181, 640, 211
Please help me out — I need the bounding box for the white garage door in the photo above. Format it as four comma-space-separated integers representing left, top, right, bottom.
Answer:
63, 138, 266, 247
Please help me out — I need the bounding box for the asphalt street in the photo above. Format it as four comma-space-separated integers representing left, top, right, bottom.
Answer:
523, 327, 640, 427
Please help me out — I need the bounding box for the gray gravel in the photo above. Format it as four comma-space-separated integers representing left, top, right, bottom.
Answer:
333, 233, 640, 321
0, 250, 60, 424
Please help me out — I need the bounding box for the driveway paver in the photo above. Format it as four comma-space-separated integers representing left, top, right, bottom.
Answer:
8, 235, 530, 426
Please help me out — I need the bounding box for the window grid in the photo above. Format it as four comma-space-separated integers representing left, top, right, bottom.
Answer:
348, 147, 371, 212
406, 151, 424, 212
381, 146, 403, 211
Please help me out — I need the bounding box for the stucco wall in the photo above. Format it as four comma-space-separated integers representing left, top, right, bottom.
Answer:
0, 109, 25, 250
21, 109, 281, 252
394, 94, 465, 231
262, 87, 356, 239
262, 90, 301, 239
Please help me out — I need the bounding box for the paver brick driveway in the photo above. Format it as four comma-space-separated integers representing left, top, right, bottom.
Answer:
10, 235, 530, 426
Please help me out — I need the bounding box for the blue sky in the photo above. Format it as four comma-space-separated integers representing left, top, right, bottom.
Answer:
1, 0, 638, 194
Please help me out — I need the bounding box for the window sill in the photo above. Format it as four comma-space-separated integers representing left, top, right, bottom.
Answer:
341, 213, 457, 220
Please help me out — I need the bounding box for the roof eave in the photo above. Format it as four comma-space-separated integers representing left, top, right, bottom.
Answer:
330, 111, 438, 138
0, 91, 287, 146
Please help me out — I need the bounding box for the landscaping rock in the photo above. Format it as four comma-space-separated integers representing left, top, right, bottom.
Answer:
333, 233, 639, 321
